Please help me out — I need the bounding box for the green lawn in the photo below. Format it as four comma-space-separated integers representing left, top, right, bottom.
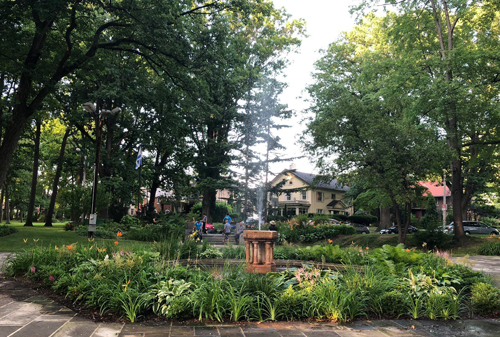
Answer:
0, 221, 150, 252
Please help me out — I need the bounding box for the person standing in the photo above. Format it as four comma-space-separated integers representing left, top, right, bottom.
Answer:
223, 213, 232, 225
202, 213, 207, 234
194, 220, 203, 242
223, 220, 232, 244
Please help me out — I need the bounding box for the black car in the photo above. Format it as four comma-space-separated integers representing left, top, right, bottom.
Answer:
380, 225, 418, 234
351, 223, 370, 234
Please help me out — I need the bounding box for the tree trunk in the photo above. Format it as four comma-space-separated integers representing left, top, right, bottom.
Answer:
378, 206, 391, 231
202, 188, 216, 223
4, 184, 10, 224
0, 187, 3, 222
45, 128, 70, 227
148, 179, 159, 218
25, 119, 41, 226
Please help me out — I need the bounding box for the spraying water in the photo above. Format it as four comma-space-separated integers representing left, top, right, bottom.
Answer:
257, 186, 264, 230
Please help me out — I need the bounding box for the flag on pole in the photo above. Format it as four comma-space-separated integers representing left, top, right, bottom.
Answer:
135, 147, 143, 169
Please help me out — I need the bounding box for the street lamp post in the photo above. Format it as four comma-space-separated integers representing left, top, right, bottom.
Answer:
83, 102, 120, 237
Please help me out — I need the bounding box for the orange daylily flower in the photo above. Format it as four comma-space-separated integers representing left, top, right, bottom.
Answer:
117, 232, 123, 237
67, 245, 73, 249
328, 239, 333, 243
406, 249, 410, 253
366, 247, 369, 250
114, 241, 119, 245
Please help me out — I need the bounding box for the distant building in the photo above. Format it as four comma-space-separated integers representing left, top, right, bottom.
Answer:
413, 181, 451, 219
269, 169, 353, 217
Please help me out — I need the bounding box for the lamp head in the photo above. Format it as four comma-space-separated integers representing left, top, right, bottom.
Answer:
83, 102, 96, 113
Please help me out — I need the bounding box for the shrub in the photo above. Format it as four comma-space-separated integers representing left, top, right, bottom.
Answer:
278, 223, 356, 244
199, 247, 223, 259
331, 214, 348, 221
471, 282, 500, 315
379, 290, 407, 317
347, 215, 378, 226
126, 216, 184, 241
0, 225, 17, 237
120, 215, 142, 229
63, 222, 77, 231
412, 221, 454, 250
37, 214, 45, 222
420, 195, 440, 229
75, 225, 116, 239
477, 242, 500, 256
481, 217, 499, 228
188, 202, 235, 223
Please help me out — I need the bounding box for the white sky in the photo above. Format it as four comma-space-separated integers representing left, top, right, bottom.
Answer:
268, 1, 356, 175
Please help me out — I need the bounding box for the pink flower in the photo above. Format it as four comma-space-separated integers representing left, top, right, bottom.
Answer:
30, 266, 36, 273
49, 275, 55, 282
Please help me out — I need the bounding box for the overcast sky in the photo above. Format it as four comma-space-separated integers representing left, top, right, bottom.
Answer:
268, 1, 356, 175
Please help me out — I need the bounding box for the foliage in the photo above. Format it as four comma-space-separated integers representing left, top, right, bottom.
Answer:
199, 247, 224, 259
412, 222, 454, 250
420, 195, 441, 229
477, 242, 500, 256
75, 225, 116, 239
188, 202, 235, 223
278, 223, 356, 243
471, 282, 500, 315
126, 217, 185, 242
347, 215, 378, 226
4, 235, 496, 322
0, 225, 18, 237
120, 216, 143, 230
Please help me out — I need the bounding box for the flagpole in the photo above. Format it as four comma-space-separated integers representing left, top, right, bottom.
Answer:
137, 164, 142, 215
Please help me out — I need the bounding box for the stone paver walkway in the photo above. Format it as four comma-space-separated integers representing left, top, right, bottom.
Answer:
2, 252, 500, 337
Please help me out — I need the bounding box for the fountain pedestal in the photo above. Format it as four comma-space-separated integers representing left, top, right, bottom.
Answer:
243, 230, 278, 273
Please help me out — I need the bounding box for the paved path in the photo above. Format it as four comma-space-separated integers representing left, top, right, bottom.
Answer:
450, 255, 500, 286
1, 252, 500, 337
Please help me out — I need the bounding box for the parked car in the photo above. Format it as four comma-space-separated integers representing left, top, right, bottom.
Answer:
329, 219, 343, 225
380, 225, 418, 234
351, 223, 370, 234
446, 221, 499, 235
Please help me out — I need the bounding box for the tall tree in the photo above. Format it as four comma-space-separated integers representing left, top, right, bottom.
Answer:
44, 126, 71, 226
353, 0, 500, 242
304, 15, 442, 243
0, 0, 238, 189
185, 2, 303, 221
25, 118, 41, 226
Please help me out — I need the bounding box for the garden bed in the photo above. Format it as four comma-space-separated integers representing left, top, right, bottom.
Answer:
5, 240, 500, 323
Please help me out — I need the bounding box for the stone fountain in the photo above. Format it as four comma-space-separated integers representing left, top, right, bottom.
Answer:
243, 230, 278, 273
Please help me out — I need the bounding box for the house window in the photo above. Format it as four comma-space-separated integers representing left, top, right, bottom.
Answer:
289, 181, 293, 185
317, 209, 324, 214
299, 208, 307, 214
301, 191, 307, 200
331, 193, 336, 200
286, 193, 291, 201
317, 192, 324, 202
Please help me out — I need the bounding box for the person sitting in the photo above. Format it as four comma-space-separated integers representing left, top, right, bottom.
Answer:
269, 221, 278, 231
235, 222, 245, 245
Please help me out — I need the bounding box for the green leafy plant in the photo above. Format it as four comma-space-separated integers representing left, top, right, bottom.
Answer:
0, 225, 18, 237
153, 279, 193, 318
471, 282, 500, 315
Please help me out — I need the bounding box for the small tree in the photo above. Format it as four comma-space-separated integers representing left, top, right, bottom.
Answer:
420, 195, 440, 229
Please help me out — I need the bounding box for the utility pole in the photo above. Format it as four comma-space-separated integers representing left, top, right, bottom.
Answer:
443, 169, 447, 230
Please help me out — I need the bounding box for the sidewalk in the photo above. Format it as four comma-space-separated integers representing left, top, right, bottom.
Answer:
1, 253, 500, 337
